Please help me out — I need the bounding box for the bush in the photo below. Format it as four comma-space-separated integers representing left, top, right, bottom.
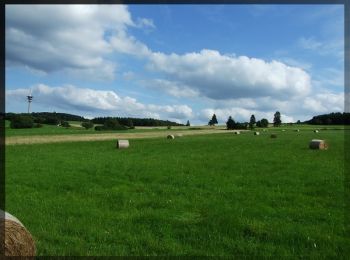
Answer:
126, 119, 134, 129
10, 115, 34, 129
60, 121, 70, 127
33, 123, 43, 128
81, 121, 94, 129
94, 119, 128, 131
44, 116, 60, 125
94, 125, 104, 131
33, 117, 46, 124
167, 125, 171, 129
103, 118, 127, 130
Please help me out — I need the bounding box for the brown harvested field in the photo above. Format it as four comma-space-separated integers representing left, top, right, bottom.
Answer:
6, 129, 242, 145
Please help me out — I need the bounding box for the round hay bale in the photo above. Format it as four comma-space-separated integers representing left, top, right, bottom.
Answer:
314, 130, 319, 133
309, 139, 328, 150
116, 139, 129, 149
270, 134, 277, 138
254, 131, 260, 135
167, 134, 175, 139
234, 131, 240, 135
295, 129, 300, 132
0, 210, 36, 256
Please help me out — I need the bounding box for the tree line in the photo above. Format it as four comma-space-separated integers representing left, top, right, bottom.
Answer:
91, 117, 184, 127
208, 111, 282, 130
305, 112, 350, 125
5, 112, 186, 129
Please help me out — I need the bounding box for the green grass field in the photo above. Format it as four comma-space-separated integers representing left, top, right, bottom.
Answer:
5, 119, 348, 137
5, 128, 348, 256
5, 120, 195, 137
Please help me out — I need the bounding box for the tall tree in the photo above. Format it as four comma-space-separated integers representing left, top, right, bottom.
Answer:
249, 114, 256, 129
226, 116, 236, 130
186, 120, 190, 127
208, 114, 218, 126
273, 111, 282, 127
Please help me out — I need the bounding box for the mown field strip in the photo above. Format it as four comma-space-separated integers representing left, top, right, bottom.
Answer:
5, 129, 239, 145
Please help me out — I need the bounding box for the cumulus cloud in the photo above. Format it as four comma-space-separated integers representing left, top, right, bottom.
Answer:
302, 91, 344, 114
5, 5, 153, 80
146, 49, 312, 100
6, 84, 193, 120
200, 90, 344, 123
199, 107, 295, 123
140, 79, 200, 98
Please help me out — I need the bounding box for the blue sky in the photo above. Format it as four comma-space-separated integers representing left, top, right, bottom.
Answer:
5, 4, 345, 124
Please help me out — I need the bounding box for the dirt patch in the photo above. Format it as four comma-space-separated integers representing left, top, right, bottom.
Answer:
6, 129, 243, 145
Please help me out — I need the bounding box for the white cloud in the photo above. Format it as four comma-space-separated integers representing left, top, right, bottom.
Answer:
136, 18, 156, 30
199, 89, 344, 124
302, 91, 344, 114
6, 84, 193, 120
199, 107, 295, 124
298, 36, 343, 59
5, 5, 152, 80
140, 79, 200, 98
146, 49, 312, 100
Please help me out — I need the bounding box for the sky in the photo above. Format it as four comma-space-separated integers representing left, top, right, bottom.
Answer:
5, 4, 345, 125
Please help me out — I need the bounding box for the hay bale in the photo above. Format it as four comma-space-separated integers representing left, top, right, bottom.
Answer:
282, 129, 286, 132
309, 139, 328, 150
314, 130, 319, 133
270, 134, 277, 138
254, 131, 260, 135
234, 131, 240, 135
0, 210, 36, 256
295, 129, 300, 132
116, 139, 129, 149
167, 134, 175, 139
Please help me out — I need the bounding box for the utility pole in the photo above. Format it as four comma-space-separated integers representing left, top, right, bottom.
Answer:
27, 89, 33, 114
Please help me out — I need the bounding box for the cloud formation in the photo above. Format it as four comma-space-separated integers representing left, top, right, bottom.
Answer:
6, 84, 193, 120
5, 5, 150, 80
146, 49, 312, 100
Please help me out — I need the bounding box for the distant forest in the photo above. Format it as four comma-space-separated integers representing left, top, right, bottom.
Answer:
91, 117, 184, 126
4, 111, 350, 126
305, 112, 350, 125
4, 112, 184, 126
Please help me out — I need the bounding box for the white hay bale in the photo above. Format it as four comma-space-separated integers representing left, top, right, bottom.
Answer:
295, 129, 300, 132
234, 131, 240, 135
0, 210, 36, 256
116, 139, 129, 149
314, 130, 319, 133
309, 139, 327, 150
254, 131, 260, 135
167, 134, 175, 139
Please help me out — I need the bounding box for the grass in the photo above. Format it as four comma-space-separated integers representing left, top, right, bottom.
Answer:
5, 120, 196, 137
5, 129, 348, 256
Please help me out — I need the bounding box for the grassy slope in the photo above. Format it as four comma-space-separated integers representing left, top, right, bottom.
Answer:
5, 120, 189, 137
5, 130, 347, 256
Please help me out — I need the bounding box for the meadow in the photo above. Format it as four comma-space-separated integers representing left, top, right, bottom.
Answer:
5, 127, 348, 256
